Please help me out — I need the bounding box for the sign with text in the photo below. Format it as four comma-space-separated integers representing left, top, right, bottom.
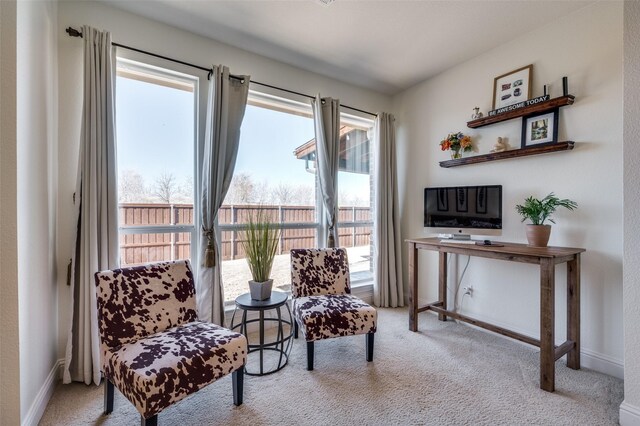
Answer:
487, 95, 550, 117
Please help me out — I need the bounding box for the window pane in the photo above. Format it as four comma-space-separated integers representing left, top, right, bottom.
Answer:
221, 230, 311, 302
223, 104, 317, 208
221, 100, 317, 303
281, 227, 316, 252
120, 232, 192, 267
115, 61, 196, 267
337, 124, 374, 279
116, 71, 195, 206
119, 203, 194, 226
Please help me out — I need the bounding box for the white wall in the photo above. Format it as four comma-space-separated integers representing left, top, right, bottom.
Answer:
393, 1, 623, 377
56, 1, 392, 359
16, 0, 60, 424
0, 0, 22, 424
621, 1, 640, 423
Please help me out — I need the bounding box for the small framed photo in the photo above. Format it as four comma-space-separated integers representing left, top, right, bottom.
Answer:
492, 64, 533, 110
456, 187, 468, 213
521, 109, 559, 148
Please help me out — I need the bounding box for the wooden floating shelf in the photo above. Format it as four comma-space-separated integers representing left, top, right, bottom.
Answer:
439, 141, 575, 168
467, 95, 575, 128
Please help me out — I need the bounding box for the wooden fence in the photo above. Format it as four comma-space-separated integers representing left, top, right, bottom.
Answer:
119, 203, 371, 266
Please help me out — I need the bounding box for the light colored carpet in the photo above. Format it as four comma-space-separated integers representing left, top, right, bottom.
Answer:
40, 308, 623, 425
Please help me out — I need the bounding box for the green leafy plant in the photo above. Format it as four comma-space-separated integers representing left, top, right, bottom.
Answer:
240, 210, 280, 283
515, 193, 578, 225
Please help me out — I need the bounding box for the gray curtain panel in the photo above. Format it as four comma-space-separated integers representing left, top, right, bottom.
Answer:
63, 25, 119, 385
197, 66, 249, 325
373, 113, 404, 307
312, 95, 340, 248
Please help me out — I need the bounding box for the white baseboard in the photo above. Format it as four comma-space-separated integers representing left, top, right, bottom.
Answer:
21, 358, 63, 426
620, 401, 640, 425
581, 347, 623, 379
427, 309, 624, 379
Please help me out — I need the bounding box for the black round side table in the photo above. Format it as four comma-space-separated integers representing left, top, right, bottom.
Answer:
230, 291, 293, 376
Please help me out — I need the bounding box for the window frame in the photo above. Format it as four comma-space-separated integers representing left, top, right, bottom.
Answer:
112, 55, 375, 290
218, 90, 322, 305
336, 113, 375, 285
115, 55, 205, 267
219, 89, 375, 296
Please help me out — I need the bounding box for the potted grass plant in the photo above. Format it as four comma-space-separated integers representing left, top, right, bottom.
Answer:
241, 210, 280, 301
515, 193, 577, 247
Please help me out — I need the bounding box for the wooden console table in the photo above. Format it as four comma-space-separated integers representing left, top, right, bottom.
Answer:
406, 237, 585, 392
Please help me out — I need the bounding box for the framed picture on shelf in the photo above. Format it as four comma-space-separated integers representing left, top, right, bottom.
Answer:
492, 64, 533, 110
521, 109, 559, 148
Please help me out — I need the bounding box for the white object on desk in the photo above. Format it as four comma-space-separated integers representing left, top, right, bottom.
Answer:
439, 239, 477, 244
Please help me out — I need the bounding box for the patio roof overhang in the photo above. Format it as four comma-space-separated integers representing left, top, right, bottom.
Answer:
293, 126, 370, 174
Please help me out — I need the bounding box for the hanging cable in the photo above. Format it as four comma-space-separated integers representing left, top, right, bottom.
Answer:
453, 255, 471, 313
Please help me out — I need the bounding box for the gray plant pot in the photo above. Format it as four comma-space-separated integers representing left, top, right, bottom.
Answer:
249, 279, 273, 301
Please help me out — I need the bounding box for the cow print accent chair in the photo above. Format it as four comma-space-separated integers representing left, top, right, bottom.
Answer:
290, 248, 377, 370
95, 260, 247, 426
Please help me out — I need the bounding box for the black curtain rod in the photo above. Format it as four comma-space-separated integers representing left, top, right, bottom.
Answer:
66, 27, 377, 117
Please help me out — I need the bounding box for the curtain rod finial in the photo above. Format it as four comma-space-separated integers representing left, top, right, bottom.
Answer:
66, 27, 83, 38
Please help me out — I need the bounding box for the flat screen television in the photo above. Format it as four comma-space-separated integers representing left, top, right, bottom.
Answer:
424, 185, 502, 239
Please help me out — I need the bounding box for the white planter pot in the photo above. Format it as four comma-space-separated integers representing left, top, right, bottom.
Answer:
249, 279, 273, 301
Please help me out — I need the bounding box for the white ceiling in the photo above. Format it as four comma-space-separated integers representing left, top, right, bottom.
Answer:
99, 0, 593, 95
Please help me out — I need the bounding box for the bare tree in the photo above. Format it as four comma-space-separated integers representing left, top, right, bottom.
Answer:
271, 183, 295, 205
291, 184, 315, 206
177, 175, 194, 203
252, 180, 270, 205
119, 169, 147, 202
338, 191, 351, 208
151, 172, 179, 204
339, 191, 368, 208
225, 174, 314, 206
225, 173, 256, 204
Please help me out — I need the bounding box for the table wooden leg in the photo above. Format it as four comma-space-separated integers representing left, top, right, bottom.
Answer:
567, 253, 581, 370
438, 252, 448, 321
408, 242, 418, 332
540, 257, 556, 392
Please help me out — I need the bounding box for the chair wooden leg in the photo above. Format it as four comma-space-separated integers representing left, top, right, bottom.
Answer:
294, 320, 299, 339
104, 379, 114, 415
141, 415, 157, 426
307, 341, 314, 371
233, 365, 244, 406
366, 332, 375, 362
